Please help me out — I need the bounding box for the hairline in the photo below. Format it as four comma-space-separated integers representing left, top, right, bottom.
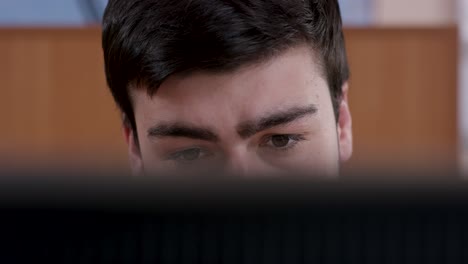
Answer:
127, 43, 328, 107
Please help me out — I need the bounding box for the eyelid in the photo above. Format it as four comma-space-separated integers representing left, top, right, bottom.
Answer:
260, 134, 305, 146
166, 147, 213, 161
257, 134, 305, 155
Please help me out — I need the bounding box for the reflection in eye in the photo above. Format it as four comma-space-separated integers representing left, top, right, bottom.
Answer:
262, 134, 305, 151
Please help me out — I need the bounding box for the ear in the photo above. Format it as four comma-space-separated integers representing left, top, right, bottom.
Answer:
337, 82, 353, 162
123, 117, 144, 175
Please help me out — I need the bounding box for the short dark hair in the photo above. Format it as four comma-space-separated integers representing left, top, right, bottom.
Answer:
102, 0, 349, 131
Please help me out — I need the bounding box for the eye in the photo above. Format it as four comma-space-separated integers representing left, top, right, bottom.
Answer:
168, 148, 212, 164
262, 134, 305, 151
271, 135, 291, 148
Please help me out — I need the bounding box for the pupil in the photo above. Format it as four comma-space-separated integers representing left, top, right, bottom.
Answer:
182, 149, 200, 160
271, 135, 289, 147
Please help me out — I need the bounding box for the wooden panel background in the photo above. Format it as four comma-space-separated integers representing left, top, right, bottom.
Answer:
344, 27, 458, 173
0, 29, 126, 169
0, 27, 459, 175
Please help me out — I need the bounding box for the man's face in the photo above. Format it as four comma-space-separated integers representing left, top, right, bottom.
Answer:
126, 46, 352, 176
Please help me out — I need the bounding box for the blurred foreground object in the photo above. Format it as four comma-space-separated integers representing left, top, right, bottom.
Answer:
0, 170, 468, 263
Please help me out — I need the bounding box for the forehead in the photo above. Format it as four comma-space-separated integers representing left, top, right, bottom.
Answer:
131, 46, 330, 126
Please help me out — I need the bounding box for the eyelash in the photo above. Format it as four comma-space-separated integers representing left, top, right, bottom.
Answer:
261, 134, 306, 152
166, 147, 211, 163
166, 134, 305, 163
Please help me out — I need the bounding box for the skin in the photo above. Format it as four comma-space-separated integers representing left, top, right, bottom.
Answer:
124, 45, 352, 177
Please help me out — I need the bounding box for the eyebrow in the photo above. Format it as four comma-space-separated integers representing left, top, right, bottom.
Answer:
146, 105, 317, 142
236, 105, 318, 139
147, 123, 219, 142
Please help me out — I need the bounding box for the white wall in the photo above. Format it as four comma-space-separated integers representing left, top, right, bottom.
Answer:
459, 0, 468, 173
374, 0, 456, 25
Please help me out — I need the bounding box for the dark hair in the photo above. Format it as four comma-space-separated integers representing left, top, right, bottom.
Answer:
102, 0, 349, 132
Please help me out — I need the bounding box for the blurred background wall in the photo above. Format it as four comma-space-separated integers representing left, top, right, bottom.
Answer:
0, 0, 465, 177
0, 0, 106, 26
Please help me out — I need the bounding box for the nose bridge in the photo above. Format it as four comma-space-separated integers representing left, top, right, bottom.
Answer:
226, 153, 248, 176
225, 147, 255, 177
